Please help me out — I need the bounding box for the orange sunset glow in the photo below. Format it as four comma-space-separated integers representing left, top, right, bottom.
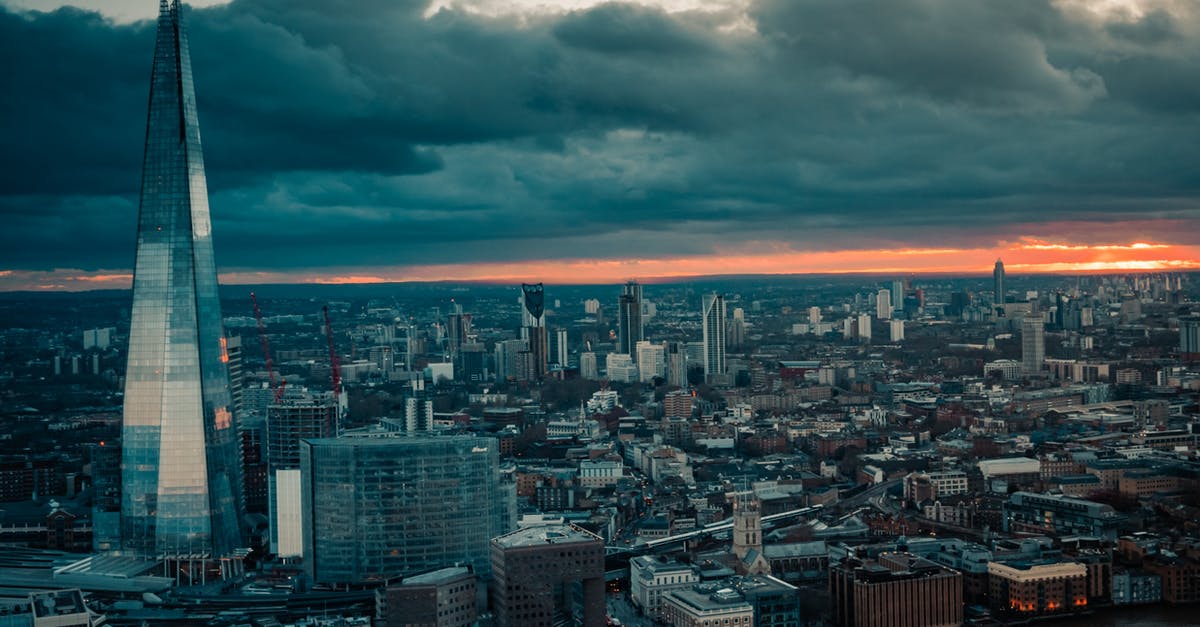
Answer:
4, 238, 1197, 291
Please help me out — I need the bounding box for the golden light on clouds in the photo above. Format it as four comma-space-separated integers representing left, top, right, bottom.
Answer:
4, 236, 1196, 291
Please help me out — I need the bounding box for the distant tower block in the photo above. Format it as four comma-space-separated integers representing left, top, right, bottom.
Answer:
994, 259, 1006, 306
618, 281, 644, 355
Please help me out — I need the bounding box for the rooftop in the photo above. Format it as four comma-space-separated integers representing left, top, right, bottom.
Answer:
491, 524, 602, 549
401, 566, 472, 586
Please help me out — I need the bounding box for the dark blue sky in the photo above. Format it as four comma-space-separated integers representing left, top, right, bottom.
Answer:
1, 0, 1198, 288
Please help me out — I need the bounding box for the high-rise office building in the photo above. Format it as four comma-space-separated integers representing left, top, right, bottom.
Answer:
618, 281, 644, 355
579, 351, 599, 380
239, 413, 268, 517
90, 442, 122, 552
890, 319, 905, 342
446, 302, 471, 371
876, 289, 892, 320
1180, 316, 1200, 361
403, 378, 434, 433
857, 313, 872, 343
494, 338, 526, 381
891, 280, 905, 313
994, 259, 1006, 305
727, 316, 746, 349
1022, 316, 1045, 374
636, 340, 665, 383
521, 283, 548, 380
665, 341, 687, 388
120, 0, 243, 559
554, 328, 569, 367
702, 293, 726, 379
301, 435, 512, 585
267, 391, 337, 556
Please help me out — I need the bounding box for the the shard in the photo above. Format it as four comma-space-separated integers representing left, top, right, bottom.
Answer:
121, 0, 243, 557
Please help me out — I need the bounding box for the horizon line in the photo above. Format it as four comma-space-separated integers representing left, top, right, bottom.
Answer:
3, 266, 1198, 295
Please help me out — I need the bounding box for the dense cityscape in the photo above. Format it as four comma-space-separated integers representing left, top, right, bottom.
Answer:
3, 0, 1200, 626
3, 262, 1200, 627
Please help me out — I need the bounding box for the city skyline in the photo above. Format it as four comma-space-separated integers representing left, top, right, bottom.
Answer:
2, 0, 1199, 290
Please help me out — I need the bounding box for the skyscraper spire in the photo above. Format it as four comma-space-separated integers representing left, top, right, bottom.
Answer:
121, 0, 244, 558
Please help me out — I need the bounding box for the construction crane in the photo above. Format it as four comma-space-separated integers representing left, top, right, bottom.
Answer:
322, 305, 342, 429
251, 291, 285, 402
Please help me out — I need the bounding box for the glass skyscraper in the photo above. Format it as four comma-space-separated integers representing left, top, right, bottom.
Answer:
702, 292, 726, 378
120, 0, 243, 557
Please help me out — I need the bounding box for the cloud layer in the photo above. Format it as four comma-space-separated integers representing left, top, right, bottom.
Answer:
1, 0, 1198, 283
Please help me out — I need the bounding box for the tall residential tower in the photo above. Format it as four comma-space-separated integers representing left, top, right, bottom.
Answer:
120, 0, 243, 559
618, 281, 644, 355
994, 259, 1006, 305
701, 292, 726, 380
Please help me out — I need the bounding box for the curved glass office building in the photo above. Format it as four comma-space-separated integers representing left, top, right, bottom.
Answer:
301, 435, 513, 585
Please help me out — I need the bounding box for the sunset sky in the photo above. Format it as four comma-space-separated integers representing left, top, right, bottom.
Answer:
1, 0, 1198, 290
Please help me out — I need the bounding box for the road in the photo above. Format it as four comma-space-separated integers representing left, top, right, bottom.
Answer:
607, 592, 653, 626
836, 477, 902, 512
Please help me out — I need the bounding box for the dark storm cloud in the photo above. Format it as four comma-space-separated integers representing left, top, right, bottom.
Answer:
1, 0, 1199, 273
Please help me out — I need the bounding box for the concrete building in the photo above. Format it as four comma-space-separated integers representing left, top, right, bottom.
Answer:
1022, 316, 1045, 374
876, 289, 891, 320
606, 352, 638, 383
1004, 492, 1124, 541
662, 585, 753, 627
578, 459, 622, 488
984, 359, 1023, 380
630, 556, 700, 620
1181, 315, 1200, 361
904, 470, 968, 502
665, 341, 687, 387
490, 525, 605, 627
637, 340, 665, 383
267, 391, 337, 557
376, 566, 477, 627
579, 351, 598, 380
831, 553, 962, 627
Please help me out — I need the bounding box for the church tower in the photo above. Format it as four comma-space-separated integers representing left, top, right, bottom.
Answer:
732, 489, 770, 575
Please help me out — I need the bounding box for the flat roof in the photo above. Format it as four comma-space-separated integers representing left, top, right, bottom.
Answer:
491, 524, 601, 549
402, 566, 472, 586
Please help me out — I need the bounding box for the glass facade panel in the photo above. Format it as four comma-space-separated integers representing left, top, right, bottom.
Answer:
120, 0, 243, 558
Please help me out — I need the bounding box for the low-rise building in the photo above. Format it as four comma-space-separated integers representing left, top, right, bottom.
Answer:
1112, 570, 1162, 605
1144, 556, 1200, 604
1003, 492, 1124, 541
630, 556, 700, 619
988, 559, 1088, 619
662, 585, 754, 627
375, 566, 476, 627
